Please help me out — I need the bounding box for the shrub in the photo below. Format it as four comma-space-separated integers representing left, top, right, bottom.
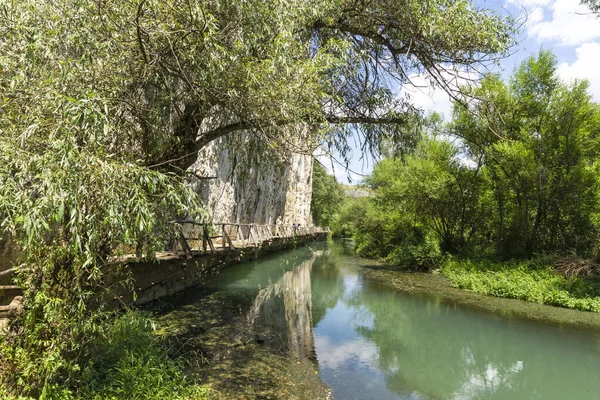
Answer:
385, 233, 444, 270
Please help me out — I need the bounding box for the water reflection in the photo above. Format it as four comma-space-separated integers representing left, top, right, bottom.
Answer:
311, 243, 600, 400
247, 253, 316, 360
165, 242, 600, 400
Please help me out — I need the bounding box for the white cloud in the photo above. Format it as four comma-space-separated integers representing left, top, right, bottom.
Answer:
404, 76, 455, 119
526, 0, 600, 46
557, 41, 600, 100
525, 6, 545, 28
314, 335, 380, 370
450, 361, 524, 400
506, 0, 552, 7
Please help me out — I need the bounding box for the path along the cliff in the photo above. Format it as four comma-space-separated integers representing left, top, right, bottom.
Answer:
0, 221, 329, 329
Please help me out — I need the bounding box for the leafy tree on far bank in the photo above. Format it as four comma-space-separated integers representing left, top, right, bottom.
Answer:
453, 50, 600, 257
349, 51, 600, 269
311, 162, 345, 227
350, 136, 480, 269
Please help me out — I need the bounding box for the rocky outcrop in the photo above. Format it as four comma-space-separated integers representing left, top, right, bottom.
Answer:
344, 187, 371, 198
189, 131, 314, 226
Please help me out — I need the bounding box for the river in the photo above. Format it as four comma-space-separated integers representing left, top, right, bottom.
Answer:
159, 241, 600, 400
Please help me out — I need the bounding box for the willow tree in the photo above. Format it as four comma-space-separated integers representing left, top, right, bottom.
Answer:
0, 0, 515, 395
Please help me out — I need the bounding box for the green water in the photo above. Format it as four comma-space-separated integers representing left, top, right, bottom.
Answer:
164, 242, 600, 399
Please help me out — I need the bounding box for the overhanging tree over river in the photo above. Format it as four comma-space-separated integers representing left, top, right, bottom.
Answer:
0, 0, 515, 396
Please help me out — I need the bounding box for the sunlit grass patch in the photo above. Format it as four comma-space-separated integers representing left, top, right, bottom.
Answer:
442, 258, 600, 312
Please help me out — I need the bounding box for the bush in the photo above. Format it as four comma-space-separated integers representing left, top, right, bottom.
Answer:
330, 197, 369, 238
385, 233, 444, 270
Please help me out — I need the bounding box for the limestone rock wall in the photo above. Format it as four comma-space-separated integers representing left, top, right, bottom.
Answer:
189, 132, 313, 226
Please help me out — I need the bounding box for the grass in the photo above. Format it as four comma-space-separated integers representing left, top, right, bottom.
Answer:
14, 310, 214, 400
441, 257, 600, 312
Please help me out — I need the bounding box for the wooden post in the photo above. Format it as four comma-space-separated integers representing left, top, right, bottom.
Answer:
250, 225, 259, 247
203, 225, 215, 253
223, 227, 235, 249
222, 224, 226, 249
177, 227, 193, 259
172, 236, 179, 256
237, 225, 245, 247
262, 226, 268, 241
257, 225, 263, 242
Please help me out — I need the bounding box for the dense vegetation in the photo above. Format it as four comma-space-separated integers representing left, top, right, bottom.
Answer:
337, 51, 600, 310
0, 0, 516, 397
52, 311, 211, 400
442, 258, 600, 312
310, 162, 345, 227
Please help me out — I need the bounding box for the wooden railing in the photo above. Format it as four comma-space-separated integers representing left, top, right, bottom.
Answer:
171, 221, 329, 257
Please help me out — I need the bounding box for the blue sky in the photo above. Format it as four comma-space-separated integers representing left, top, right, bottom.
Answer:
319, 0, 600, 184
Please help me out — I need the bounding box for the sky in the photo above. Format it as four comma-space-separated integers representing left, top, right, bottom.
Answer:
319, 0, 600, 185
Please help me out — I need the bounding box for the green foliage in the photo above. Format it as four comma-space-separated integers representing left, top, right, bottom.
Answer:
329, 197, 368, 238
442, 258, 600, 312
369, 137, 487, 253
0, 0, 516, 170
352, 203, 410, 259
0, 311, 212, 399
0, 0, 516, 394
581, 0, 600, 14
343, 195, 443, 270
453, 50, 600, 257
80, 311, 210, 400
349, 50, 600, 271
0, 134, 206, 396
344, 134, 483, 269
343, 50, 600, 294
385, 234, 443, 271
310, 163, 345, 227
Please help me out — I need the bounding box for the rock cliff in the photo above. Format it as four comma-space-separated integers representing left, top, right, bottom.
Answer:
188, 131, 314, 226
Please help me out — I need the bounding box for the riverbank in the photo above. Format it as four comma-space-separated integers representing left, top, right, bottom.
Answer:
152, 280, 329, 399
360, 262, 600, 332
1, 236, 329, 399
441, 257, 600, 312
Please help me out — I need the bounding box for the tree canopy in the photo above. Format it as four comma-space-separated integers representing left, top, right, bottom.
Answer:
1, 0, 516, 170
453, 50, 600, 256
311, 162, 346, 227
348, 51, 600, 269
0, 0, 516, 396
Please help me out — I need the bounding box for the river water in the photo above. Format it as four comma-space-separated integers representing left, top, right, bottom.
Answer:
164, 242, 600, 400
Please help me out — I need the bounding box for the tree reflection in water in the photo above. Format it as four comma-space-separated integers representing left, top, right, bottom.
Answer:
311, 243, 600, 400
